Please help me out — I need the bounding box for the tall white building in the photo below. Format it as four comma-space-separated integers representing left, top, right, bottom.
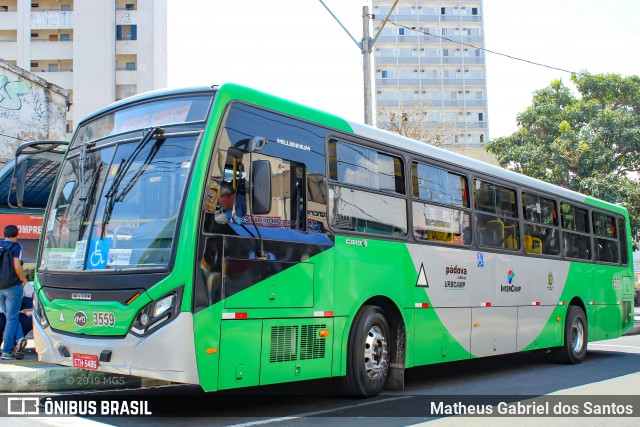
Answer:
372, 0, 487, 148
0, 0, 167, 134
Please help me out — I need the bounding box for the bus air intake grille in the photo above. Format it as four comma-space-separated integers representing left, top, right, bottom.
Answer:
270, 326, 298, 363
300, 324, 326, 360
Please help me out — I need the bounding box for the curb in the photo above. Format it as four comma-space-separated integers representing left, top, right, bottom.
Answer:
0, 350, 170, 392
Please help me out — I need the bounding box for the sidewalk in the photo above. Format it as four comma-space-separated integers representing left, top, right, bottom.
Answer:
0, 339, 169, 393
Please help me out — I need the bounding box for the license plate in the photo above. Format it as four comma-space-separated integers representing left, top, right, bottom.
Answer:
72, 353, 99, 370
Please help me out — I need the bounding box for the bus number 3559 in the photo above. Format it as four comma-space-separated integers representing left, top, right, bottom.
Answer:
92, 312, 115, 327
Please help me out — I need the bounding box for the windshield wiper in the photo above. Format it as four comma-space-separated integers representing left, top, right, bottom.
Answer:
100, 127, 164, 238
115, 136, 165, 203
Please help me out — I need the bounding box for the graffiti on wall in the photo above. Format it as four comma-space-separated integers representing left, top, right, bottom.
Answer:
0, 70, 67, 163
0, 75, 30, 111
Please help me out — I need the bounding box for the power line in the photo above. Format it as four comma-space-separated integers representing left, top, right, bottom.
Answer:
377, 19, 581, 75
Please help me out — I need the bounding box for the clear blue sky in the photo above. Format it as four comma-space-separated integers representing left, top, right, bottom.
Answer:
167, 0, 640, 139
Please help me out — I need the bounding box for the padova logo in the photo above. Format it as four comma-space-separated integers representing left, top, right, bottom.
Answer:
74, 311, 88, 327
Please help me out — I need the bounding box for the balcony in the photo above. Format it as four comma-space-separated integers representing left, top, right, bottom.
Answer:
31, 40, 73, 60
116, 69, 138, 85
0, 12, 18, 29
31, 11, 73, 29
116, 40, 137, 54
441, 57, 485, 65
440, 16, 483, 23
116, 9, 137, 25
0, 40, 16, 59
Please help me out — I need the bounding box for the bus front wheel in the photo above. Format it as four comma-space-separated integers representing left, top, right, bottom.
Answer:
554, 305, 588, 364
344, 305, 390, 397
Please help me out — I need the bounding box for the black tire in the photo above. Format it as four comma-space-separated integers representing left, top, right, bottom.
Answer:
554, 305, 588, 364
343, 305, 390, 397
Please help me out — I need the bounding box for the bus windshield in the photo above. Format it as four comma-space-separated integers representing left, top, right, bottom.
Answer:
39, 94, 212, 272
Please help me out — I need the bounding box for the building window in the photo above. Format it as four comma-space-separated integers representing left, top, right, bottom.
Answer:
125, 4, 136, 10
441, 7, 445, 15
472, 8, 478, 16
31, 3, 39, 9
60, 34, 71, 41
381, 70, 388, 78
478, 113, 483, 121
125, 62, 136, 70
48, 63, 59, 72
0, 6, 8, 12
399, 28, 405, 35
61, 4, 71, 11
116, 25, 137, 41
30, 61, 39, 68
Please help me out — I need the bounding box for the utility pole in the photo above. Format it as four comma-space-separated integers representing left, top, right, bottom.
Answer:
318, 1, 399, 125
362, 6, 372, 125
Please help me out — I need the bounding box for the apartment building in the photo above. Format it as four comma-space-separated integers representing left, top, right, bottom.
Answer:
0, 0, 167, 134
372, 0, 487, 147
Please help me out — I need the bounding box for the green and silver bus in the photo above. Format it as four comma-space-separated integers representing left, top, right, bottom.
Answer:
31, 84, 635, 396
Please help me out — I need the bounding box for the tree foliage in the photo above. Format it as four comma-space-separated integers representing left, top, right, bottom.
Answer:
486, 72, 640, 241
377, 97, 458, 147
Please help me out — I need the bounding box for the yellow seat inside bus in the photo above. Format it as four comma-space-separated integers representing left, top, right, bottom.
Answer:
524, 234, 542, 254
484, 219, 516, 249
426, 230, 453, 242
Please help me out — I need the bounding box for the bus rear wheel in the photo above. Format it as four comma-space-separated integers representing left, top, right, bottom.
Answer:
554, 305, 588, 364
344, 305, 390, 397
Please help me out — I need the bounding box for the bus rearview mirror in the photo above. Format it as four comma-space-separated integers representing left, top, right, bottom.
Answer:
251, 160, 271, 215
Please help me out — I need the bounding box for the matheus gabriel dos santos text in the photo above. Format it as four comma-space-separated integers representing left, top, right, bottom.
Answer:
431, 400, 635, 416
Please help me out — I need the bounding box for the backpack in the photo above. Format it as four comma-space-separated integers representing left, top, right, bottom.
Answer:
0, 242, 20, 290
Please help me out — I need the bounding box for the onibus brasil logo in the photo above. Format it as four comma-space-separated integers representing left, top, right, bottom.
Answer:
501, 269, 521, 292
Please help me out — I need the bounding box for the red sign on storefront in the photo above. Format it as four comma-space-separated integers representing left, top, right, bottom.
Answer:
0, 214, 44, 239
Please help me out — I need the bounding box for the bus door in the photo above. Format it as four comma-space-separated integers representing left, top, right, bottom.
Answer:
205, 146, 334, 389
194, 103, 335, 391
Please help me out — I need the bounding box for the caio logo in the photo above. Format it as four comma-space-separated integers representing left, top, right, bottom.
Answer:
74, 311, 88, 327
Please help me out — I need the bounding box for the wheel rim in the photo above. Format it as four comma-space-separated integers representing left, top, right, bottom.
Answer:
570, 317, 585, 353
363, 325, 388, 380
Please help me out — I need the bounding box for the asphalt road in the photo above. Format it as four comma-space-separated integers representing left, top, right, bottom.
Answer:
10, 319, 640, 427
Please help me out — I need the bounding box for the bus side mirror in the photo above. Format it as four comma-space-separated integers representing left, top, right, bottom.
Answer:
251, 160, 271, 215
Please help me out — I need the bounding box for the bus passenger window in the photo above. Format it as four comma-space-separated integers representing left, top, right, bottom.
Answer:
593, 212, 619, 264
521, 193, 560, 256
411, 162, 471, 246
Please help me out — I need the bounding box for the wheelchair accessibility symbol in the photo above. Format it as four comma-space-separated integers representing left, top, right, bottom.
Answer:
87, 238, 111, 270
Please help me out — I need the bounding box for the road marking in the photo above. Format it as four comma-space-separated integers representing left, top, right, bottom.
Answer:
227, 395, 412, 427
589, 344, 640, 349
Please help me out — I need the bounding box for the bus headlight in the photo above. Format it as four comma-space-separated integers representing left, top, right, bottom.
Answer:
33, 292, 49, 328
130, 286, 183, 337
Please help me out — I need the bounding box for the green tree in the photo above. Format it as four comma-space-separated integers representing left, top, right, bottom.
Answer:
486, 72, 640, 242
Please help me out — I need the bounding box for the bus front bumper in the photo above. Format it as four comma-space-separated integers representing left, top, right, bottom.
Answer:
33, 312, 199, 385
